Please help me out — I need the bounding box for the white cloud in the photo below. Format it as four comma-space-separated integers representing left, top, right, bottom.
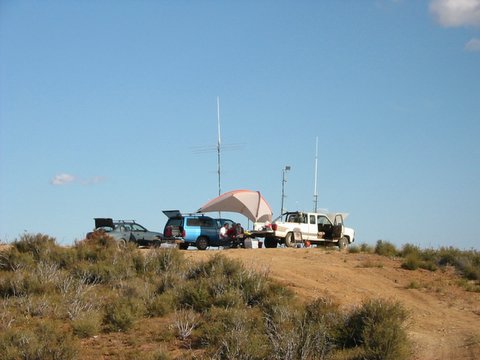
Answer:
430, 0, 480, 27
51, 173, 76, 185
51, 174, 105, 186
465, 37, 480, 50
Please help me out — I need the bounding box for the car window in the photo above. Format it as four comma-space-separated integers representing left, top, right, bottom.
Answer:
286, 214, 297, 222
317, 216, 331, 226
167, 218, 183, 227
199, 218, 215, 227
131, 224, 147, 231
309, 215, 316, 224
186, 217, 215, 227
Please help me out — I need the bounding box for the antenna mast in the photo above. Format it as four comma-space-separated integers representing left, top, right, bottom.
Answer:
313, 136, 318, 212
217, 96, 221, 196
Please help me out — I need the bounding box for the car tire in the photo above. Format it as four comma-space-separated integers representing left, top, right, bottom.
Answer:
285, 232, 296, 247
264, 237, 278, 248
338, 237, 348, 250
196, 237, 209, 251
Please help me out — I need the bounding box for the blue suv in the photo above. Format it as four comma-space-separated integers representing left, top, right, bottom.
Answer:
163, 210, 232, 250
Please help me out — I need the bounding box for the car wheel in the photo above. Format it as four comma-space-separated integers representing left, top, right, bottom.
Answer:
285, 232, 296, 247
264, 237, 278, 248
338, 237, 348, 250
196, 237, 209, 251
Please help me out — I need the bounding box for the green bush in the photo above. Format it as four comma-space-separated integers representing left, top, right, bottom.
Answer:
400, 243, 421, 258
401, 255, 421, 270
145, 292, 174, 317
360, 243, 375, 253
0, 270, 52, 297
200, 307, 268, 359
72, 311, 102, 338
374, 240, 398, 257
176, 278, 212, 312
342, 299, 410, 360
156, 271, 183, 294
0, 247, 35, 271
0, 320, 78, 360
265, 303, 336, 360
186, 254, 244, 280
13, 233, 57, 259
144, 248, 184, 274
103, 297, 141, 332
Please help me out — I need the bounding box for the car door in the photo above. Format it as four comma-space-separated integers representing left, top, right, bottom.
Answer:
332, 214, 344, 240
306, 214, 317, 240
317, 215, 333, 239
130, 223, 147, 241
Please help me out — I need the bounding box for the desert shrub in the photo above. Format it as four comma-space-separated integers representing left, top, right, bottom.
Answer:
374, 240, 398, 257
0, 247, 35, 271
71, 254, 136, 285
0, 320, 78, 360
420, 260, 438, 272
176, 278, 213, 312
305, 296, 345, 344
103, 296, 142, 332
173, 308, 200, 342
13, 233, 57, 259
0, 269, 53, 297
348, 245, 361, 253
156, 271, 184, 294
146, 292, 174, 317
200, 307, 268, 359
399, 243, 421, 258
74, 232, 134, 263
401, 254, 421, 270
186, 254, 244, 281
265, 303, 335, 360
360, 243, 375, 253
232, 267, 271, 307
259, 281, 296, 313
143, 248, 184, 274
72, 310, 102, 338
342, 299, 410, 360
437, 247, 461, 267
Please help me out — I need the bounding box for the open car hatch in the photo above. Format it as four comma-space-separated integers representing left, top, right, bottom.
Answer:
94, 218, 114, 229
162, 210, 182, 219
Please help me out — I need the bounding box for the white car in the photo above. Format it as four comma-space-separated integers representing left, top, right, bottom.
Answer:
263, 211, 355, 249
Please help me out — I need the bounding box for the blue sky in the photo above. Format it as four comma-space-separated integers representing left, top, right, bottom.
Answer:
1, 0, 479, 249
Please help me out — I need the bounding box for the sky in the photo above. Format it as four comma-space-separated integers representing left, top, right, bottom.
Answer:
1, 0, 479, 249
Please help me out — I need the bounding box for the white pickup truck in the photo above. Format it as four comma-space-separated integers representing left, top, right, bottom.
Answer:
261, 211, 355, 249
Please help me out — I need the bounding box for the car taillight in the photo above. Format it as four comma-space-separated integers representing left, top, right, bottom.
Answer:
164, 226, 172, 238
272, 224, 277, 231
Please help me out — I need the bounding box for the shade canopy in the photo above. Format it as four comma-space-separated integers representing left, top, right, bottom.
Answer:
197, 189, 273, 223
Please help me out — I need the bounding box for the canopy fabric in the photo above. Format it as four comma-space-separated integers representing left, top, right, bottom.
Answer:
197, 190, 273, 223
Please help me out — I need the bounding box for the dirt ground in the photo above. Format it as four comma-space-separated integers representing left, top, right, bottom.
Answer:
184, 247, 480, 360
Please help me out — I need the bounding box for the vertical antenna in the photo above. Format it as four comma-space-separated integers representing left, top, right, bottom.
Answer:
313, 136, 318, 212
217, 96, 221, 196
